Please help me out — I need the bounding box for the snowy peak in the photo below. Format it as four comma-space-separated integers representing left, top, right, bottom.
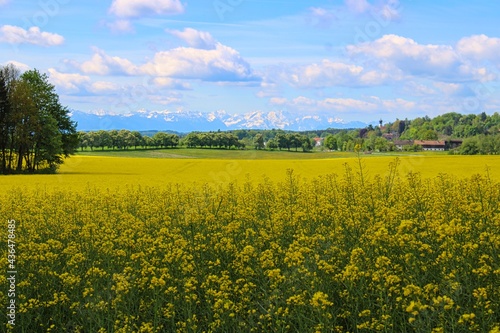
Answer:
71, 109, 367, 132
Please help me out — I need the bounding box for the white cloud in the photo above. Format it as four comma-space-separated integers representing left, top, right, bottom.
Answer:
0, 0, 9, 6
319, 97, 378, 112
0, 25, 64, 46
344, 0, 400, 20
457, 35, 500, 65
73, 48, 139, 75
379, 97, 416, 111
141, 43, 258, 82
272, 95, 416, 114
2, 60, 30, 72
48, 68, 90, 92
433, 82, 466, 96
66, 41, 258, 84
347, 34, 495, 82
106, 19, 134, 33
109, 0, 184, 18
89, 81, 121, 93
148, 95, 182, 106
167, 28, 217, 50
269, 97, 287, 105
401, 81, 437, 97
280, 59, 392, 88
290, 61, 361, 87
151, 77, 191, 90
379, 0, 400, 20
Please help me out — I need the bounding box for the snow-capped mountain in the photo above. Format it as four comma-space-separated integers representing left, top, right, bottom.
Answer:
70, 109, 368, 132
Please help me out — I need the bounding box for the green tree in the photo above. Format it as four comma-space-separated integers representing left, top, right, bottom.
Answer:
184, 132, 201, 148
460, 139, 480, 155
254, 133, 265, 150
324, 134, 337, 151
131, 131, 144, 149
301, 135, 313, 152
9, 79, 38, 171
153, 132, 168, 148
143, 135, 154, 148
288, 133, 302, 151
374, 137, 388, 152
21, 69, 78, 167
0, 66, 77, 173
97, 130, 112, 150
78, 131, 88, 151
275, 133, 289, 151
419, 129, 438, 140
266, 138, 278, 150
0, 65, 19, 173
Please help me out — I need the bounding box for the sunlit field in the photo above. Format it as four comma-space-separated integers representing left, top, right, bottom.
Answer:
1, 153, 500, 191
1, 153, 499, 332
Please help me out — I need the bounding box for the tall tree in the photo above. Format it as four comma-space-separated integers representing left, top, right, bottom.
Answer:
0, 65, 21, 173
21, 70, 78, 163
254, 133, 264, 150
0, 65, 78, 173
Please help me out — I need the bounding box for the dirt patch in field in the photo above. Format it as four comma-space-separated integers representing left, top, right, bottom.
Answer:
145, 151, 196, 159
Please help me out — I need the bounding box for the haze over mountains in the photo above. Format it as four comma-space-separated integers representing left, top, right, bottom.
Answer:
71, 110, 368, 132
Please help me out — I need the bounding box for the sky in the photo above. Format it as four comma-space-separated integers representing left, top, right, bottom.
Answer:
1, 0, 499, 123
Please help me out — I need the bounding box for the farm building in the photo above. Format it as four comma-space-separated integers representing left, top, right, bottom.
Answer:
448, 139, 463, 149
414, 140, 446, 151
393, 140, 413, 150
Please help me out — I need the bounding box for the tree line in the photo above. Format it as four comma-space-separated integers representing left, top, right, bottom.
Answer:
398, 112, 500, 139
321, 112, 500, 154
459, 135, 500, 155
184, 131, 314, 151
78, 130, 179, 150
78, 130, 315, 152
0, 65, 78, 174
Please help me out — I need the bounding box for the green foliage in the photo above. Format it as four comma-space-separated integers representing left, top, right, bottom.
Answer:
460, 135, 500, 155
397, 112, 500, 140
79, 130, 180, 150
266, 138, 278, 150
254, 133, 265, 150
324, 135, 337, 150
0, 65, 77, 174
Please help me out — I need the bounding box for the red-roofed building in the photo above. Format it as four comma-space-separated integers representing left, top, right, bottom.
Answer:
313, 137, 323, 147
414, 140, 446, 151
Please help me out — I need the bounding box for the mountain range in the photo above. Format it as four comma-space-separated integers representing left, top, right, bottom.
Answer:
70, 109, 368, 132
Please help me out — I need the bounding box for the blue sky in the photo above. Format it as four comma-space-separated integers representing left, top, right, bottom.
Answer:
1, 0, 499, 123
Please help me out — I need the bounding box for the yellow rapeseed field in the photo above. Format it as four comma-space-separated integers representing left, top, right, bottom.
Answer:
0, 154, 500, 191
1, 154, 499, 332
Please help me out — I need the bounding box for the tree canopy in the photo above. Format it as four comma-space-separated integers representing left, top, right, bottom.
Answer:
0, 65, 78, 174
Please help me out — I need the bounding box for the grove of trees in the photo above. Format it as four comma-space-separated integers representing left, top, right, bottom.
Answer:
0, 65, 78, 174
77, 130, 316, 152
78, 130, 179, 151
322, 112, 500, 154
183, 131, 241, 149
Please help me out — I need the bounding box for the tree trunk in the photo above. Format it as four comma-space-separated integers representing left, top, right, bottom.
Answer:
16, 147, 23, 171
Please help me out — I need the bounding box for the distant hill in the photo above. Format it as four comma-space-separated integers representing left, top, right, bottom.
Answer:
70, 109, 368, 132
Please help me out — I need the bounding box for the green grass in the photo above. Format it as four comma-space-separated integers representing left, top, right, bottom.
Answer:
76, 147, 441, 160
